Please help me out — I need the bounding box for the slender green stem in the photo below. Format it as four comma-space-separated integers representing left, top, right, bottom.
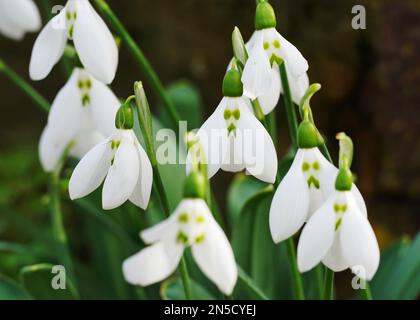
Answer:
323, 269, 334, 300
0, 59, 50, 112
360, 282, 372, 300
179, 258, 193, 300
94, 0, 180, 127
286, 238, 305, 300
237, 265, 269, 300
49, 146, 80, 299
315, 264, 324, 299
279, 63, 298, 149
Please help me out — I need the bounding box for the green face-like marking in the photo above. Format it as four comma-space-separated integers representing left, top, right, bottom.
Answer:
224, 106, 241, 136
77, 78, 93, 107
66, 10, 77, 38
303, 161, 321, 189
333, 202, 347, 231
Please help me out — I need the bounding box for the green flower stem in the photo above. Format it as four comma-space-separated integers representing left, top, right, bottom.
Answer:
278, 62, 305, 300
94, 0, 180, 127
323, 269, 334, 300
237, 265, 269, 300
286, 237, 305, 300
361, 282, 373, 300
0, 58, 50, 113
49, 144, 80, 299
279, 62, 298, 149
315, 264, 325, 299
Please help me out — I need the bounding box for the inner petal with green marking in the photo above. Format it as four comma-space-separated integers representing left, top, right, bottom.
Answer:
224, 106, 240, 136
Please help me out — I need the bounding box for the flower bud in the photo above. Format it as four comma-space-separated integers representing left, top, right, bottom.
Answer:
232, 27, 248, 67
184, 171, 207, 200
115, 102, 134, 130
222, 69, 243, 97
255, 1, 277, 30
297, 120, 324, 149
335, 167, 353, 191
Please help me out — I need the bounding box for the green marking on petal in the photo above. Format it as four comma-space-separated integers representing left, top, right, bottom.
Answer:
73, 11, 77, 20
263, 42, 269, 50
307, 175, 320, 189
178, 213, 189, 224
232, 108, 240, 120
68, 25, 74, 38
111, 140, 121, 150
273, 40, 280, 48
196, 215, 205, 224
195, 234, 205, 244
66, 11, 71, 20
224, 109, 231, 120
335, 218, 343, 231
227, 123, 236, 136
82, 93, 90, 106
334, 203, 347, 213
85, 79, 92, 89
78, 81, 84, 89
313, 161, 320, 171
302, 162, 310, 172
176, 231, 189, 244
270, 53, 283, 66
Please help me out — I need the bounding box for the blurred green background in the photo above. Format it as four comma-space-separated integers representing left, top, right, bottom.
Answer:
0, 0, 419, 299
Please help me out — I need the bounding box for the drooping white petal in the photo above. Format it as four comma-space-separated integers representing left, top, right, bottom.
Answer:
220, 134, 246, 173
288, 72, 309, 106
237, 100, 278, 183
69, 141, 112, 200
258, 64, 281, 114
276, 30, 308, 78
269, 149, 309, 243
122, 242, 184, 287
0, 11, 24, 40
351, 185, 368, 218
46, 70, 82, 145
38, 125, 67, 172
129, 141, 153, 210
242, 31, 272, 100
339, 193, 380, 281
297, 196, 336, 273
29, 8, 67, 80
141, 219, 173, 245
191, 203, 237, 295
89, 75, 120, 136
102, 137, 140, 210
70, 128, 105, 160
322, 232, 348, 272
187, 99, 227, 179
73, 0, 118, 84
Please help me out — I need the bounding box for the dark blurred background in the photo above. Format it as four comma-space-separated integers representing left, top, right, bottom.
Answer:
0, 0, 419, 299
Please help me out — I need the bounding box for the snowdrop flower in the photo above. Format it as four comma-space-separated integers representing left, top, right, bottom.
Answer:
241, 1, 309, 114
0, 0, 41, 40
29, 0, 118, 84
297, 134, 379, 280
269, 119, 366, 243
39, 67, 119, 172
123, 171, 237, 295
69, 102, 153, 210
187, 69, 278, 184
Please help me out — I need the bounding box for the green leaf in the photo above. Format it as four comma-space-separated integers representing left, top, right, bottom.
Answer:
370, 233, 420, 299
160, 276, 216, 300
20, 263, 78, 300
160, 80, 203, 130
0, 274, 32, 300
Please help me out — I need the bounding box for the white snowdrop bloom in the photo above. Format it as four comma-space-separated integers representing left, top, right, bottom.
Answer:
297, 181, 380, 280
241, 1, 309, 114
187, 69, 278, 184
39, 68, 119, 172
123, 198, 237, 295
69, 127, 153, 210
29, 0, 118, 84
269, 122, 366, 243
0, 0, 41, 40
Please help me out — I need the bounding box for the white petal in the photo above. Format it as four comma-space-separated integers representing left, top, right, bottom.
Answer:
340, 193, 380, 280
289, 72, 309, 106
269, 149, 309, 243
297, 196, 336, 273
38, 125, 66, 172
141, 219, 173, 245
258, 64, 281, 114
122, 242, 183, 286
73, 0, 118, 84
89, 75, 119, 136
69, 141, 112, 200
102, 137, 140, 209
187, 99, 227, 179
29, 9, 67, 80
237, 100, 278, 183
276, 31, 308, 78
220, 133, 246, 173
351, 185, 368, 218
322, 232, 348, 272
70, 128, 106, 160
191, 205, 237, 295
242, 31, 272, 100
129, 141, 153, 210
